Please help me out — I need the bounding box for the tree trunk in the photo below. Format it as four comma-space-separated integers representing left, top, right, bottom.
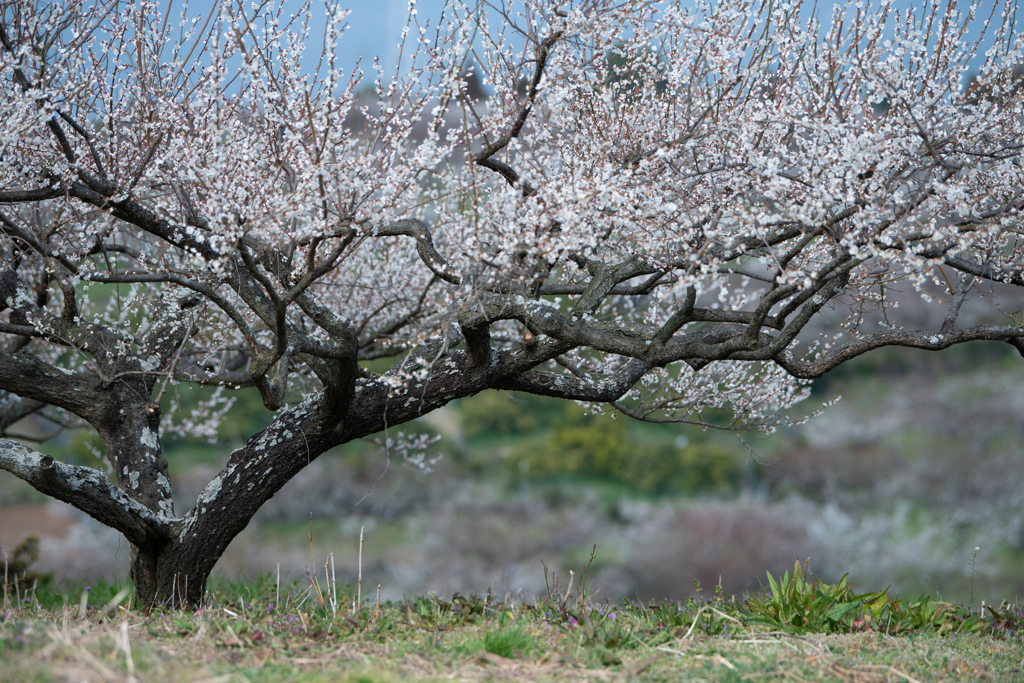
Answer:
2, 357, 491, 611
130, 536, 220, 609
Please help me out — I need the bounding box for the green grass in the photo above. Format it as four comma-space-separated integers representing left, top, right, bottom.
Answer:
2, 569, 1023, 682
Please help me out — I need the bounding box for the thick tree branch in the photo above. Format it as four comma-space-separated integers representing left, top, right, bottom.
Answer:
573, 257, 655, 317
462, 294, 756, 366
65, 176, 222, 260
376, 219, 462, 285
492, 358, 651, 401
941, 272, 972, 333
776, 325, 1024, 378
0, 352, 107, 423
735, 266, 854, 360
0, 439, 171, 546
0, 186, 67, 203
652, 287, 697, 344
943, 254, 1024, 287
0, 394, 45, 432
460, 312, 492, 368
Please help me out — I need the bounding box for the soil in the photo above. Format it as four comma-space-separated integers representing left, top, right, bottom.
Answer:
0, 502, 80, 552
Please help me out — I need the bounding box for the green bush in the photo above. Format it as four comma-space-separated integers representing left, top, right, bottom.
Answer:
675, 444, 745, 494
512, 404, 744, 495
459, 391, 539, 438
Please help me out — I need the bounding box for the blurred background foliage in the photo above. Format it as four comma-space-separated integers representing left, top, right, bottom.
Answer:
502, 400, 743, 495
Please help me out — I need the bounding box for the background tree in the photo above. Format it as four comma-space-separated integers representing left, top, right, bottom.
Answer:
0, 0, 1022, 607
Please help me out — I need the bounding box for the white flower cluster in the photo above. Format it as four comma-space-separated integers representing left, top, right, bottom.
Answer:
385, 431, 443, 473
0, 0, 1021, 442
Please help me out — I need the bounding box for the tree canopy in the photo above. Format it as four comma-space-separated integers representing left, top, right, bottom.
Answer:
1, 0, 1022, 606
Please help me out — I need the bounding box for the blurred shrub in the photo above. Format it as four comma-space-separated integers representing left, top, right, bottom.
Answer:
3, 534, 54, 590
460, 391, 538, 438
512, 403, 743, 495
67, 431, 107, 472
676, 444, 746, 494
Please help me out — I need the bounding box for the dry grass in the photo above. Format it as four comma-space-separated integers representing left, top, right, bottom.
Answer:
4, 613, 1022, 682
2, 576, 1023, 683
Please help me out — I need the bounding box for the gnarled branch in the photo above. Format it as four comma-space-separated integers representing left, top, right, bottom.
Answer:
0, 439, 172, 546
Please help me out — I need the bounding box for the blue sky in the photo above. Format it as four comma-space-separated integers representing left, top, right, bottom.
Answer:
180, 0, 1021, 80
177, 0, 454, 76
323, 0, 452, 75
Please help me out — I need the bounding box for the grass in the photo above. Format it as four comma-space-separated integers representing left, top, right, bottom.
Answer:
2, 565, 1023, 683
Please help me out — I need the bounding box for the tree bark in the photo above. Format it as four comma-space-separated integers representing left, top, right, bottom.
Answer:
128, 534, 230, 609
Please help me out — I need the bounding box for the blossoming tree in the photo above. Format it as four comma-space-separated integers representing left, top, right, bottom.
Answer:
1, 0, 1022, 606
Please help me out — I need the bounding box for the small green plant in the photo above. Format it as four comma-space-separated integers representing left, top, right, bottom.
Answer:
744, 558, 883, 633
482, 626, 538, 658
986, 601, 1024, 638
745, 559, 987, 635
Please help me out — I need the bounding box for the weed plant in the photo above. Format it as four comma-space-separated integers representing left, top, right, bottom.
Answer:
744, 558, 993, 635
